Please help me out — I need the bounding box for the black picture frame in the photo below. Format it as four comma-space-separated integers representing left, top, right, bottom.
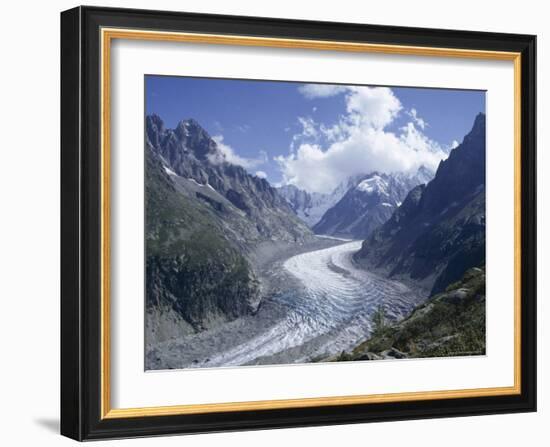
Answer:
61, 5, 536, 441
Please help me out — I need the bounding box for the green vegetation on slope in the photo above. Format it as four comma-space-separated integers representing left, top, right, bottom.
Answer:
145, 149, 259, 334
338, 266, 486, 361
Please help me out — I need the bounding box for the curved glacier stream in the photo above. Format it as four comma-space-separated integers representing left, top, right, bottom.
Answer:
151, 240, 426, 369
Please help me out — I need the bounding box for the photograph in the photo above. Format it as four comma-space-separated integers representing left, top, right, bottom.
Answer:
144, 76, 487, 370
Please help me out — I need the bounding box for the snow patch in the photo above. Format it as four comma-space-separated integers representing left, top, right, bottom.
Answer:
163, 166, 178, 176
356, 175, 389, 196
315, 234, 353, 242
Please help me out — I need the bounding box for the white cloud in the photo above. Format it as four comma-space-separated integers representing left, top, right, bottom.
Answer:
290, 117, 320, 152
345, 86, 402, 129
297, 117, 318, 139
406, 108, 427, 129
299, 84, 402, 129
399, 122, 445, 155
298, 84, 348, 99
209, 135, 267, 169
277, 86, 449, 194
254, 170, 268, 179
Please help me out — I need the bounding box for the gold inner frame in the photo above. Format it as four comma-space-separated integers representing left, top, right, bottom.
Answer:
100, 27, 522, 419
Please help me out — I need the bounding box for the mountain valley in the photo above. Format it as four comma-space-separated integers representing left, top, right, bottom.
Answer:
144, 112, 487, 369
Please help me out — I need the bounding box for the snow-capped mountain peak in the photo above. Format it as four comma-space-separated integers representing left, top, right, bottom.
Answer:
356, 174, 389, 196
312, 168, 435, 239
278, 166, 435, 235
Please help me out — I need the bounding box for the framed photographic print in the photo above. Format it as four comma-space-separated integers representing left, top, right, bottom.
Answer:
60, 6, 536, 441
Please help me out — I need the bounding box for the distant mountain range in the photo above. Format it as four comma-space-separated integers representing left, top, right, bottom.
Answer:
311, 167, 433, 239
277, 166, 433, 240
354, 113, 486, 295
276, 176, 361, 228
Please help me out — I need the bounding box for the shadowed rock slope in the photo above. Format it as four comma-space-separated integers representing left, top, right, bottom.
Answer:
355, 113, 486, 295
145, 149, 261, 339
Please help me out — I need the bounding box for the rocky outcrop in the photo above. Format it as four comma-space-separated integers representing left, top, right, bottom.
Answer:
338, 266, 486, 361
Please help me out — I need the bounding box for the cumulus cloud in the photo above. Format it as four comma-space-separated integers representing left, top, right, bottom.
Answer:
209, 135, 267, 169
277, 85, 449, 194
399, 122, 444, 155
406, 108, 427, 130
254, 170, 268, 179
298, 84, 348, 99
345, 86, 402, 129
289, 117, 321, 152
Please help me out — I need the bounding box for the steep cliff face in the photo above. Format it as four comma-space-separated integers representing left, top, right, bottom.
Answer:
355, 113, 486, 294
145, 149, 260, 342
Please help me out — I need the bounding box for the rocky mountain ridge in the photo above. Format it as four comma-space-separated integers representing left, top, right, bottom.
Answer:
146, 114, 312, 247
354, 113, 486, 295
276, 175, 364, 228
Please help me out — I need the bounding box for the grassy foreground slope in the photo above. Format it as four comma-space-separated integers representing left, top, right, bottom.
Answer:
338, 266, 486, 361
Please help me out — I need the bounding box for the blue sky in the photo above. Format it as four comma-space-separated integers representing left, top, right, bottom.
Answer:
146, 75, 485, 193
